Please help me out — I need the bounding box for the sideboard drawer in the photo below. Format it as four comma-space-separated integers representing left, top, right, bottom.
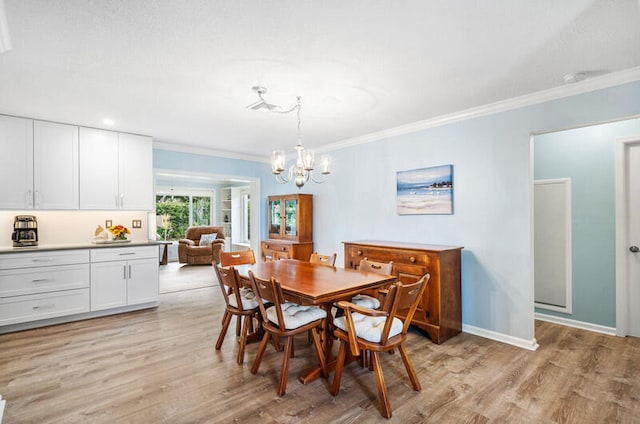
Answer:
0, 264, 90, 297
261, 242, 290, 253
0, 288, 90, 326
347, 245, 430, 268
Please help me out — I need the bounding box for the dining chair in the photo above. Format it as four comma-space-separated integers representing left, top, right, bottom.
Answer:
350, 258, 394, 309
219, 249, 258, 339
330, 274, 430, 419
213, 264, 263, 365
309, 251, 337, 267
220, 249, 256, 267
248, 270, 328, 396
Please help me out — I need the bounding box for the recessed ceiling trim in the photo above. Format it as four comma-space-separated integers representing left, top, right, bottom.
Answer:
153, 141, 269, 164
321, 66, 640, 154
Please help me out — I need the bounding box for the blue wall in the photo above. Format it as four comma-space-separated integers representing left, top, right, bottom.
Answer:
534, 118, 640, 327
154, 80, 640, 344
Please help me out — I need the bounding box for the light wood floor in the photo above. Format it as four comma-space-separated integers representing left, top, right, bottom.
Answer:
1, 283, 639, 423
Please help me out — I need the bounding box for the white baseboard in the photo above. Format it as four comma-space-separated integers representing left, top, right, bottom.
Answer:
534, 312, 617, 336
462, 324, 539, 351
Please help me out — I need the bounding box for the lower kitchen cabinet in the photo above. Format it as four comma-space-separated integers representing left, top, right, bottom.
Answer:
90, 246, 159, 311
0, 249, 90, 326
0, 244, 159, 333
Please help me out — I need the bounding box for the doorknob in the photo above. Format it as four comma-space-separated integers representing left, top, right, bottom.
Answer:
630, 246, 639, 253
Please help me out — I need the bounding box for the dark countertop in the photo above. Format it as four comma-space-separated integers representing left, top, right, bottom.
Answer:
0, 240, 162, 254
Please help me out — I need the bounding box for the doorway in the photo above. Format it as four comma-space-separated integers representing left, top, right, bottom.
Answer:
532, 117, 640, 336
153, 169, 261, 262
615, 136, 640, 337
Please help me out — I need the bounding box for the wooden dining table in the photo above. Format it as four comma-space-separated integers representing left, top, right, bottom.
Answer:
235, 259, 395, 384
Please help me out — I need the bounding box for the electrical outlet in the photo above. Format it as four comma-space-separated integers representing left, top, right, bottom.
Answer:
132, 219, 142, 229
105, 220, 112, 228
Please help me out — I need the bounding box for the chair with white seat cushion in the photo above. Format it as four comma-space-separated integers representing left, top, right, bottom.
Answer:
331, 275, 430, 419
213, 264, 263, 365
349, 258, 394, 310
248, 270, 328, 396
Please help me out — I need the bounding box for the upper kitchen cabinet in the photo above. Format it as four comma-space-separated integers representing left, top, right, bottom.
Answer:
0, 115, 33, 209
33, 120, 79, 209
0, 116, 79, 210
79, 128, 153, 210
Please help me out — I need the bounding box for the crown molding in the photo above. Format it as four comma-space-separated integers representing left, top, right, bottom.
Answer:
153, 141, 269, 163
322, 66, 640, 153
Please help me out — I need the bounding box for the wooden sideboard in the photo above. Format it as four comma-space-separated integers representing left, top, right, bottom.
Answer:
260, 239, 314, 262
343, 240, 463, 344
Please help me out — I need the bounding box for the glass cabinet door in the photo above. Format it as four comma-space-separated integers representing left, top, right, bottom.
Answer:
269, 199, 281, 235
284, 199, 298, 236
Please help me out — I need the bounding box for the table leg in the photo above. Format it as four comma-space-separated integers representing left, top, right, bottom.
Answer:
160, 243, 169, 265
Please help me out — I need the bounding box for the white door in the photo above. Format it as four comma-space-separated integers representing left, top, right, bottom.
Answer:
0, 115, 33, 209
127, 258, 159, 305
79, 127, 119, 209
33, 121, 79, 209
625, 141, 640, 337
90, 261, 127, 311
118, 133, 153, 210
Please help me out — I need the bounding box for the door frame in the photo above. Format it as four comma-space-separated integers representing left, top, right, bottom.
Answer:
153, 168, 261, 254
614, 136, 640, 337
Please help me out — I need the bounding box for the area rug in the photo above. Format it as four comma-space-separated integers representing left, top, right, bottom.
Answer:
159, 262, 217, 293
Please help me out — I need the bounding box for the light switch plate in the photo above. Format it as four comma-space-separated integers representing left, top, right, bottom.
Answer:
132, 219, 142, 229
105, 220, 112, 228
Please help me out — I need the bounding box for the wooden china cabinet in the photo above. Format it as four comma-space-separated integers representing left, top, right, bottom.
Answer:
260, 194, 313, 262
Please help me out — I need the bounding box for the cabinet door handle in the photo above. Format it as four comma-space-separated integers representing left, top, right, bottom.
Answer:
356, 250, 363, 256
120, 193, 124, 208
124, 265, 127, 280
34, 190, 41, 207
32, 258, 54, 262
119, 252, 136, 256
129, 264, 132, 279
410, 256, 417, 263
26, 190, 34, 207
115, 192, 119, 208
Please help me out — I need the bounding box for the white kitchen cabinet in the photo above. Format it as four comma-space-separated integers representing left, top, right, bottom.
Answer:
90, 246, 159, 311
0, 250, 90, 326
0, 116, 79, 210
79, 127, 153, 210
118, 133, 154, 210
33, 120, 79, 209
0, 115, 33, 209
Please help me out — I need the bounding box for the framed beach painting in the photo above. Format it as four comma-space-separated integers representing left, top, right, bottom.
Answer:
396, 165, 453, 215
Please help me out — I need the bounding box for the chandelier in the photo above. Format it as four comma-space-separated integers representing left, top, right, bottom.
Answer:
248, 86, 332, 189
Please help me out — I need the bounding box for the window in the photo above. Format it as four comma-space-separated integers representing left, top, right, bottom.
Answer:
156, 188, 214, 240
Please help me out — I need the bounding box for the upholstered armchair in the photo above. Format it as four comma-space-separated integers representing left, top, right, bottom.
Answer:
178, 226, 226, 265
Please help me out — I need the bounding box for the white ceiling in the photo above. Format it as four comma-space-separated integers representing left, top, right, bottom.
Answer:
1, 0, 639, 159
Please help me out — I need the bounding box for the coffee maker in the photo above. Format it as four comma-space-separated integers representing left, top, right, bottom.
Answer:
11, 215, 38, 247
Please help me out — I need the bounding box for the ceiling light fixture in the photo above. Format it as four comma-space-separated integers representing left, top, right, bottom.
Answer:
248, 86, 332, 189
563, 72, 587, 84
245, 86, 279, 111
